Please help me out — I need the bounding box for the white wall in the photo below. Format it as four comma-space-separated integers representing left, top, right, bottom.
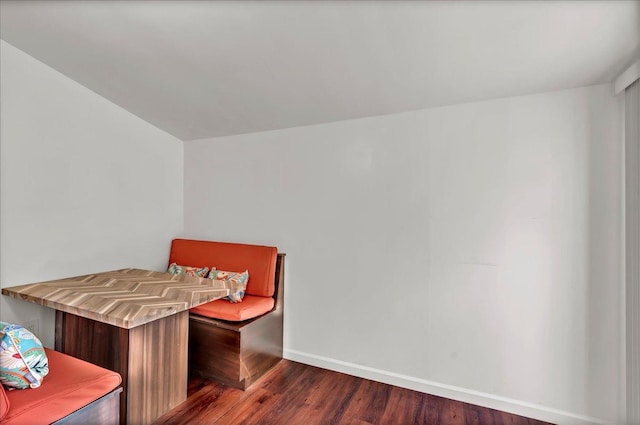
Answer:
0, 40, 184, 348
184, 84, 623, 424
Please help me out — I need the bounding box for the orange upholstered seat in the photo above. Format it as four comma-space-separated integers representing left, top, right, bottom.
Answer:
169, 239, 277, 297
0, 385, 9, 421
190, 295, 275, 322
2, 348, 122, 425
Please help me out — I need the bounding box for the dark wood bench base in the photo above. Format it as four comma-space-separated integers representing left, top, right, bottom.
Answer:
188, 253, 285, 390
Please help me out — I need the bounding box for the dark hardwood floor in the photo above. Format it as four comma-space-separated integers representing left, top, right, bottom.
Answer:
152, 360, 553, 425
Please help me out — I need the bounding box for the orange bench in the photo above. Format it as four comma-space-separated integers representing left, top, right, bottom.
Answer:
168, 239, 285, 390
1, 348, 122, 424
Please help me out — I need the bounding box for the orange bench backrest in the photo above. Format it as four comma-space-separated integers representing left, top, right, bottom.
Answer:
169, 239, 278, 298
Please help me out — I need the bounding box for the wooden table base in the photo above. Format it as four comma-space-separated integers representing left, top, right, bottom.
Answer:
55, 310, 189, 425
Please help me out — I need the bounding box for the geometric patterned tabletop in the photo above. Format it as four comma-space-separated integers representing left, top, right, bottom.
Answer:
1, 268, 232, 329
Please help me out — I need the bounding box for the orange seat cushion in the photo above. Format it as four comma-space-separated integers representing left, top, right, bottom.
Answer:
169, 239, 277, 297
0, 385, 9, 421
190, 295, 275, 321
3, 348, 121, 425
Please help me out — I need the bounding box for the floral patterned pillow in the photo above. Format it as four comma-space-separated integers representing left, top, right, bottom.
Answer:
208, 269, 249, 303
167, 263, 209, 278
0, 322, 49, 389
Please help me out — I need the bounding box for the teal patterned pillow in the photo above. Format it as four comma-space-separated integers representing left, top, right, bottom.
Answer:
208, 269, 249, 303
0, 322, 49, 389
167, 263, 209, 278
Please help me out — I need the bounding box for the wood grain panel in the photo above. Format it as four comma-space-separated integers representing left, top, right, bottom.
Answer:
127, 310, 189, 425
189, 317, 241, 386
239, 311, 283, 385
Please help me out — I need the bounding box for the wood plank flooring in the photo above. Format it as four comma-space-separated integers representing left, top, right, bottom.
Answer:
152, 360, 553, 425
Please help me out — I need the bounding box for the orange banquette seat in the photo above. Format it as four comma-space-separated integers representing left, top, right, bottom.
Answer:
0, 348, 122, 425
168, 238, 285, 390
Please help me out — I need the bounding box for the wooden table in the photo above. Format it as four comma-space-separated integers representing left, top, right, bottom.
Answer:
2, 268, 231, 425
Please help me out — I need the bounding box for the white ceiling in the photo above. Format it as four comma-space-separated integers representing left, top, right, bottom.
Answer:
1, 1, 638, 141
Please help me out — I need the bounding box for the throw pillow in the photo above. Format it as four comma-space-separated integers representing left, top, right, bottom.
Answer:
0, 322, 49, 389
167, 263, 209, 278
208, 269, 249, 303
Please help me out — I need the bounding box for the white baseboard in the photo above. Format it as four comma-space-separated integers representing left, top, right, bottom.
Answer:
283, 349, 609, 425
